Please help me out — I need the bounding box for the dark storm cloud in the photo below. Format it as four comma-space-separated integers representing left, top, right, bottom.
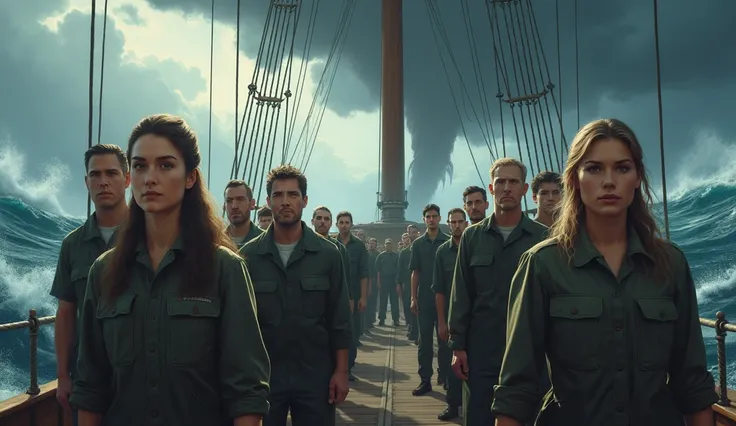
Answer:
0, 2, 235, 216
142, 0, 736, 212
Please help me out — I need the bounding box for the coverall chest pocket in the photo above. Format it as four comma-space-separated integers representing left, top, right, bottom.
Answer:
549, 296, 603, 370
96, 294, 137, 367
469, 253, 494, 292
166, 297, 221, 366
70, 268, 89, 308
635, 298, 678, 370
253, 280, 281, 325
301, 276, 330, 319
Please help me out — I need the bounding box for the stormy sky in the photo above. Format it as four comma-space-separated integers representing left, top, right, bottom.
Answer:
1, 0, 735, 223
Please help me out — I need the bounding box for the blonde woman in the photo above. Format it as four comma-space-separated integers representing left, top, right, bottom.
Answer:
492, 118, 717, 426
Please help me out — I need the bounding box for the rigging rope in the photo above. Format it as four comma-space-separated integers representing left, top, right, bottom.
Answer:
207, 0, 215, 189
86, 0, 96, 218
652, 0, 670, 240
574, 0, 580, 129
485, 0, 566, 212
96, 0, 109, 145
555, 0, 562, 145
298, 0, 356, 172
235, 0, 241, 149
424, 0, 485, 187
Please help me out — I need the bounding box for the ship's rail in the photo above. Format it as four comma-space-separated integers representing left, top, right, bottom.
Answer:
0, 309, 735, 406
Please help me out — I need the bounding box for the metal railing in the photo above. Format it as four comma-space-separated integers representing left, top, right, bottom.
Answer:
699, 311, 736, 406
0, 309, 56, 396
0, 309, 734, 407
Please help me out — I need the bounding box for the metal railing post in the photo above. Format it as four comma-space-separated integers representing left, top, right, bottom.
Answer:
715, 311, 731, 406
26, 309, 40, 396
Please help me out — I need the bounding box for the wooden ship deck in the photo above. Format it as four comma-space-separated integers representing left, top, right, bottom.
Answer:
2, 313, 736, 426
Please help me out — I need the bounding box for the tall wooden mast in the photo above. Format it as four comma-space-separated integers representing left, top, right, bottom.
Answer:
378, 0, 407, 222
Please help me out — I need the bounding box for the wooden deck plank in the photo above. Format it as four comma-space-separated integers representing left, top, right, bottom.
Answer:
390, 329, 461, 425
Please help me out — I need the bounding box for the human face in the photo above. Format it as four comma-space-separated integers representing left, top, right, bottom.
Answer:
258, 215, 272, 229
407, 226, 419, 240
384, 239, 394, 252
85, 154, 130, 210
355, 230, 366, 241
337, 215, 353, 235
401, 234, 411, 247
224, 185, 254, 226
447, 212, 468, 238
423, 209, 440, 230
368, 238, 377, 250
489, 165, 528, 212
463, 191, 488, 223
533, 182, 562, 217
577, 138, 641, 218
311, 209, 332, 236
267, 178, 306, 226
130, 135, 194, 214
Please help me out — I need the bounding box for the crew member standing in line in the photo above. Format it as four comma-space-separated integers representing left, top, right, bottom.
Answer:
241, 165, 351, 425
51, 144, 130, 425
433, 208, 468, 421
312, 206, 353, 314
492, 119, 719, 426
224, 180, 262, 248
448, 158, 547, 426
530, 171, 562, 227
257, 205, 273, 229
397, 232, 417, 342
462, 185, 489, 225
375, 238, 401, 326
365, 237, 380, 330
337, 211, 369, 381
410, 204, 449, 396
70, 114, 270, 426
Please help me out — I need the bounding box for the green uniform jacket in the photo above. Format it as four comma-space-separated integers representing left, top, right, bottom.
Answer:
69, 238, 271, 425
409, 232, 450, 305
49, 213, 119, 376
431, 238, 459, 310
368, 249, 379, 281
397, 247, 412, 289
340, 234, 369, 299
326, 235, 353, 299
492, 227, 718, 425
240, 223, 352, 373
448, 214, 547, 372
375, 250, 400, 279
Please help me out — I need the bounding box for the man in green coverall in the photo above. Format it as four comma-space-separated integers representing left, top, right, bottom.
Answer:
312, 206, 352, 304
224, 180, 263, 248
375, 238, 400, 326
409, 204, 449, 396
397, 230, 418, 342
336, 211, 369, 381
241, 165, 352, 426
448, 158, 547, 426
433, 208, 468, 421
365, 237, 380, 330
50, 144, 130, 425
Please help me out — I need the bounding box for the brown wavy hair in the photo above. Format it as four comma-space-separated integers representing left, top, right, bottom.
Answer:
548, 118, 671, 280
102, 114, 237, 301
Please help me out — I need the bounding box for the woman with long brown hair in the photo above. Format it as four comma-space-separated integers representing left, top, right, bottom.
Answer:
69, 114, 271, 426
491, 118, 717, 425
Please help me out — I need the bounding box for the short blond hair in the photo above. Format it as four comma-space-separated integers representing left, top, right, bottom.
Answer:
490, 157, 527, 183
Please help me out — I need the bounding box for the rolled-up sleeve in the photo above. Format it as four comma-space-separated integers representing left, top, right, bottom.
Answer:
219, 256, 271, 417
668, 250, 718, 414
69, 261, 112, 413
491, 250, 547, 423
448, 233, 471, 351
327, 248, 352, 351
357, 244, 369, 281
